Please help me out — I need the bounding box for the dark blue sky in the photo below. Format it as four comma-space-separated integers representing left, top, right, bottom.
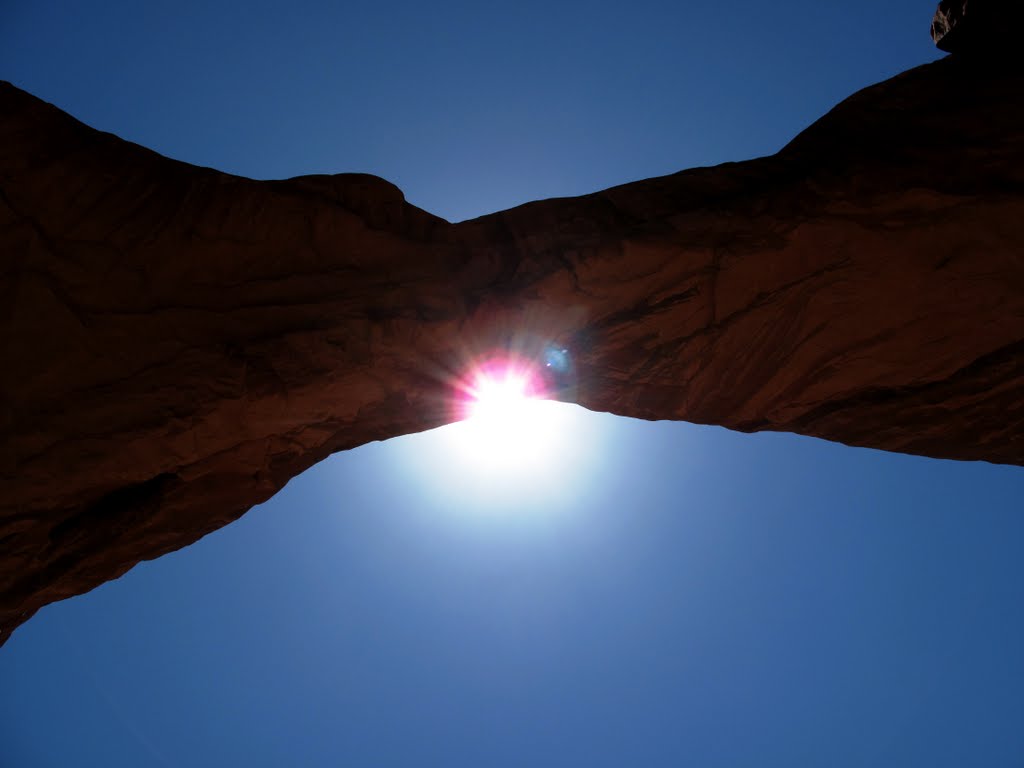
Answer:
3, 2, 1023, 766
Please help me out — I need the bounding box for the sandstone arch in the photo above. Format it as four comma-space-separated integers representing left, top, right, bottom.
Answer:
2, 42, 1022, 643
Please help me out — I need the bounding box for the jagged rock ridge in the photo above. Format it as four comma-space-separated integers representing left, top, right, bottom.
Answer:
1, 47, 1023, 644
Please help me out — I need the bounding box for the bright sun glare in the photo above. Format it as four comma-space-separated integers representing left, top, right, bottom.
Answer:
444, 353, 582, 475
462, 367, 541, 468
396, 348, 603, 506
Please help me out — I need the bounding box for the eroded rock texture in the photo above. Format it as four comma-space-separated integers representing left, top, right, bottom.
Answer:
2, 50, 1023, 644
931, 0, 1024, 53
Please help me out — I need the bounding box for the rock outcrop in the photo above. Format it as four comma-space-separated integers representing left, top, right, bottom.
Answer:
2, 41, 1023, 644
931, 0, 1024, 53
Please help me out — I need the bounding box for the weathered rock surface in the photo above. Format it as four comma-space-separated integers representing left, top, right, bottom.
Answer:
2, 50, 1023, 645
931, 0, 1024, 53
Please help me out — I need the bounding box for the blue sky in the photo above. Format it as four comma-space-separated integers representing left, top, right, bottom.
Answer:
2, 1, 1023, 766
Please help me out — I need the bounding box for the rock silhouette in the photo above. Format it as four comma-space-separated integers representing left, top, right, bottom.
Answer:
2, 28, 1023, 643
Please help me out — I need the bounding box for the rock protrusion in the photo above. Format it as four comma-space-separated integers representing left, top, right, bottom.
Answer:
931, 0, 1024, 53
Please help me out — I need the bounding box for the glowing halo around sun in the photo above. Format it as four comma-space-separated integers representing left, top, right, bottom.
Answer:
391, 347, 606, 512
452, 356, 554, 473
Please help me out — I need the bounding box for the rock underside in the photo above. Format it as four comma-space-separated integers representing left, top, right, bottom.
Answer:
2, 17, 1023, 644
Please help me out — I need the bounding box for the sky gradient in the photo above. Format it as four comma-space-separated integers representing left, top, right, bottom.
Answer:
2, 1, 1023, 766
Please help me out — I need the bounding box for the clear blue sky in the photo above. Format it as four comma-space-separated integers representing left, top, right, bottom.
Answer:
2, 1, 1023, 766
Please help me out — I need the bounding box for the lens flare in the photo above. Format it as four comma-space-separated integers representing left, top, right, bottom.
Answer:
393, 347, 604, 510
456, 358, 548, 470
462, 358, 543, 408
467, 373, 529, 420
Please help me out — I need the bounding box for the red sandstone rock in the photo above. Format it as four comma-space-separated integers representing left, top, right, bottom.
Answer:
2, 51, 1023, 645
931, 0, 1024, 53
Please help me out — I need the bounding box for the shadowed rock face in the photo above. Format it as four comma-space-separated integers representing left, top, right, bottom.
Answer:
931, 0, 1024, 53
2, 48, 1023, 644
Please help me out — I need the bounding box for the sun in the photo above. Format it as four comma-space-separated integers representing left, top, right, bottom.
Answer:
393, 349, 605, 508
467, 369, 531, 422
457, 361, 548, 471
